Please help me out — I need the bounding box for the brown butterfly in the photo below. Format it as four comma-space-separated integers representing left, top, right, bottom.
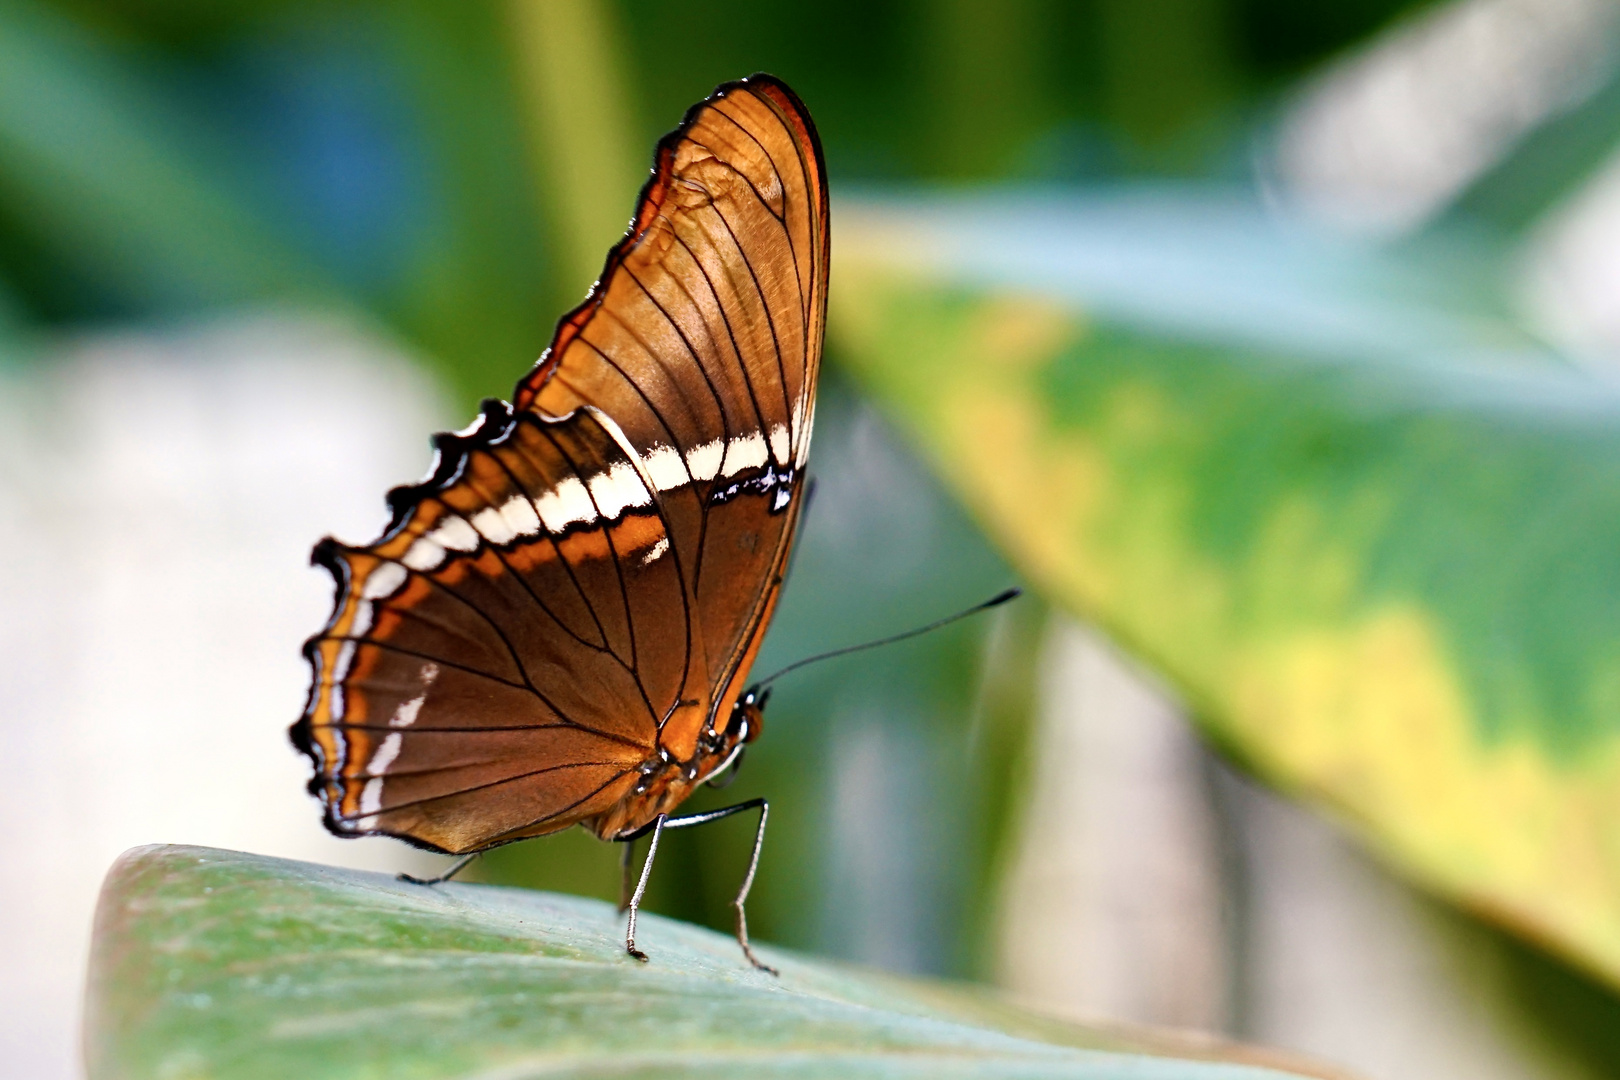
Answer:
292, 74, 827, 972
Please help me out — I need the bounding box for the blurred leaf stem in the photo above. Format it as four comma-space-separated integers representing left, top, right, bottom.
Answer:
506, 0, 641, 299
923, 0, 1047, 179
1096, 0, 1236, 167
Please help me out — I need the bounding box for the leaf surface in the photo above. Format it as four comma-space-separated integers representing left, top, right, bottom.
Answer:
831, 190, 1620, 991
85, 845, 1332, 1080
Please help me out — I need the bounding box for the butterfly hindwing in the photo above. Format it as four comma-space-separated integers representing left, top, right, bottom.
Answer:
297, 405, 701, 853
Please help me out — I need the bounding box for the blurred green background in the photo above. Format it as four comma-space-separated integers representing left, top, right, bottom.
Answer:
0, 0, 1440, 962
9, 1, 1620, 1078
0, 0, 1433, 382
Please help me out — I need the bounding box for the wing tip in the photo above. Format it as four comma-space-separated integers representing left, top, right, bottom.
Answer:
513, 71, 826, 413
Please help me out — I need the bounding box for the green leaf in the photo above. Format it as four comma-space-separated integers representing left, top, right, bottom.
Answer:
86, 845, 1331, 1079
830, 189, 1620, 991
0, 0, 336, 313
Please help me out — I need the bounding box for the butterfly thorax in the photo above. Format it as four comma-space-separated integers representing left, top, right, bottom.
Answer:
583, 699, 764, 840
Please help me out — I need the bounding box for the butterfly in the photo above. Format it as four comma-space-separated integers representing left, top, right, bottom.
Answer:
291, 74, 827, 972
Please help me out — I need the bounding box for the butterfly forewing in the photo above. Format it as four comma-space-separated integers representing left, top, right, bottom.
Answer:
295, 74, 827, 854
518, 78, 827, 735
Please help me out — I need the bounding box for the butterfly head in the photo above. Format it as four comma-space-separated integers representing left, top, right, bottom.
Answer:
732, 685, 770, 741
699, 685, 768, 790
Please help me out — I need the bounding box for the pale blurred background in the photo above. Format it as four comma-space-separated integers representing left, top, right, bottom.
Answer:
2, 1, 1620, 1078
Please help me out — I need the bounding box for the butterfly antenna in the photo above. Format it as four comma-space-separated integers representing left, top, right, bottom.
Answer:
754, 587, 1021, 690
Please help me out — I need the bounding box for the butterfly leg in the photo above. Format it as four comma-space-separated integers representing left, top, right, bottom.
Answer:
731, 799, 775, 975
623, 814, 667, 962
663, 797, 776, 974
618, 836, 637, 912
398, 852, 479, 886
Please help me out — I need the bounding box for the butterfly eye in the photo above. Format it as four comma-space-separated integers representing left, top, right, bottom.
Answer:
727, 694, 761, 742
735, 685, 769, 715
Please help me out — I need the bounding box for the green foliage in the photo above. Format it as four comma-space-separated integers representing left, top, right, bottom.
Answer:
0, 0, 1443, 360
85, 845, 1334, 1080
0, 0, 330, 315
832, 190, 1620, 990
